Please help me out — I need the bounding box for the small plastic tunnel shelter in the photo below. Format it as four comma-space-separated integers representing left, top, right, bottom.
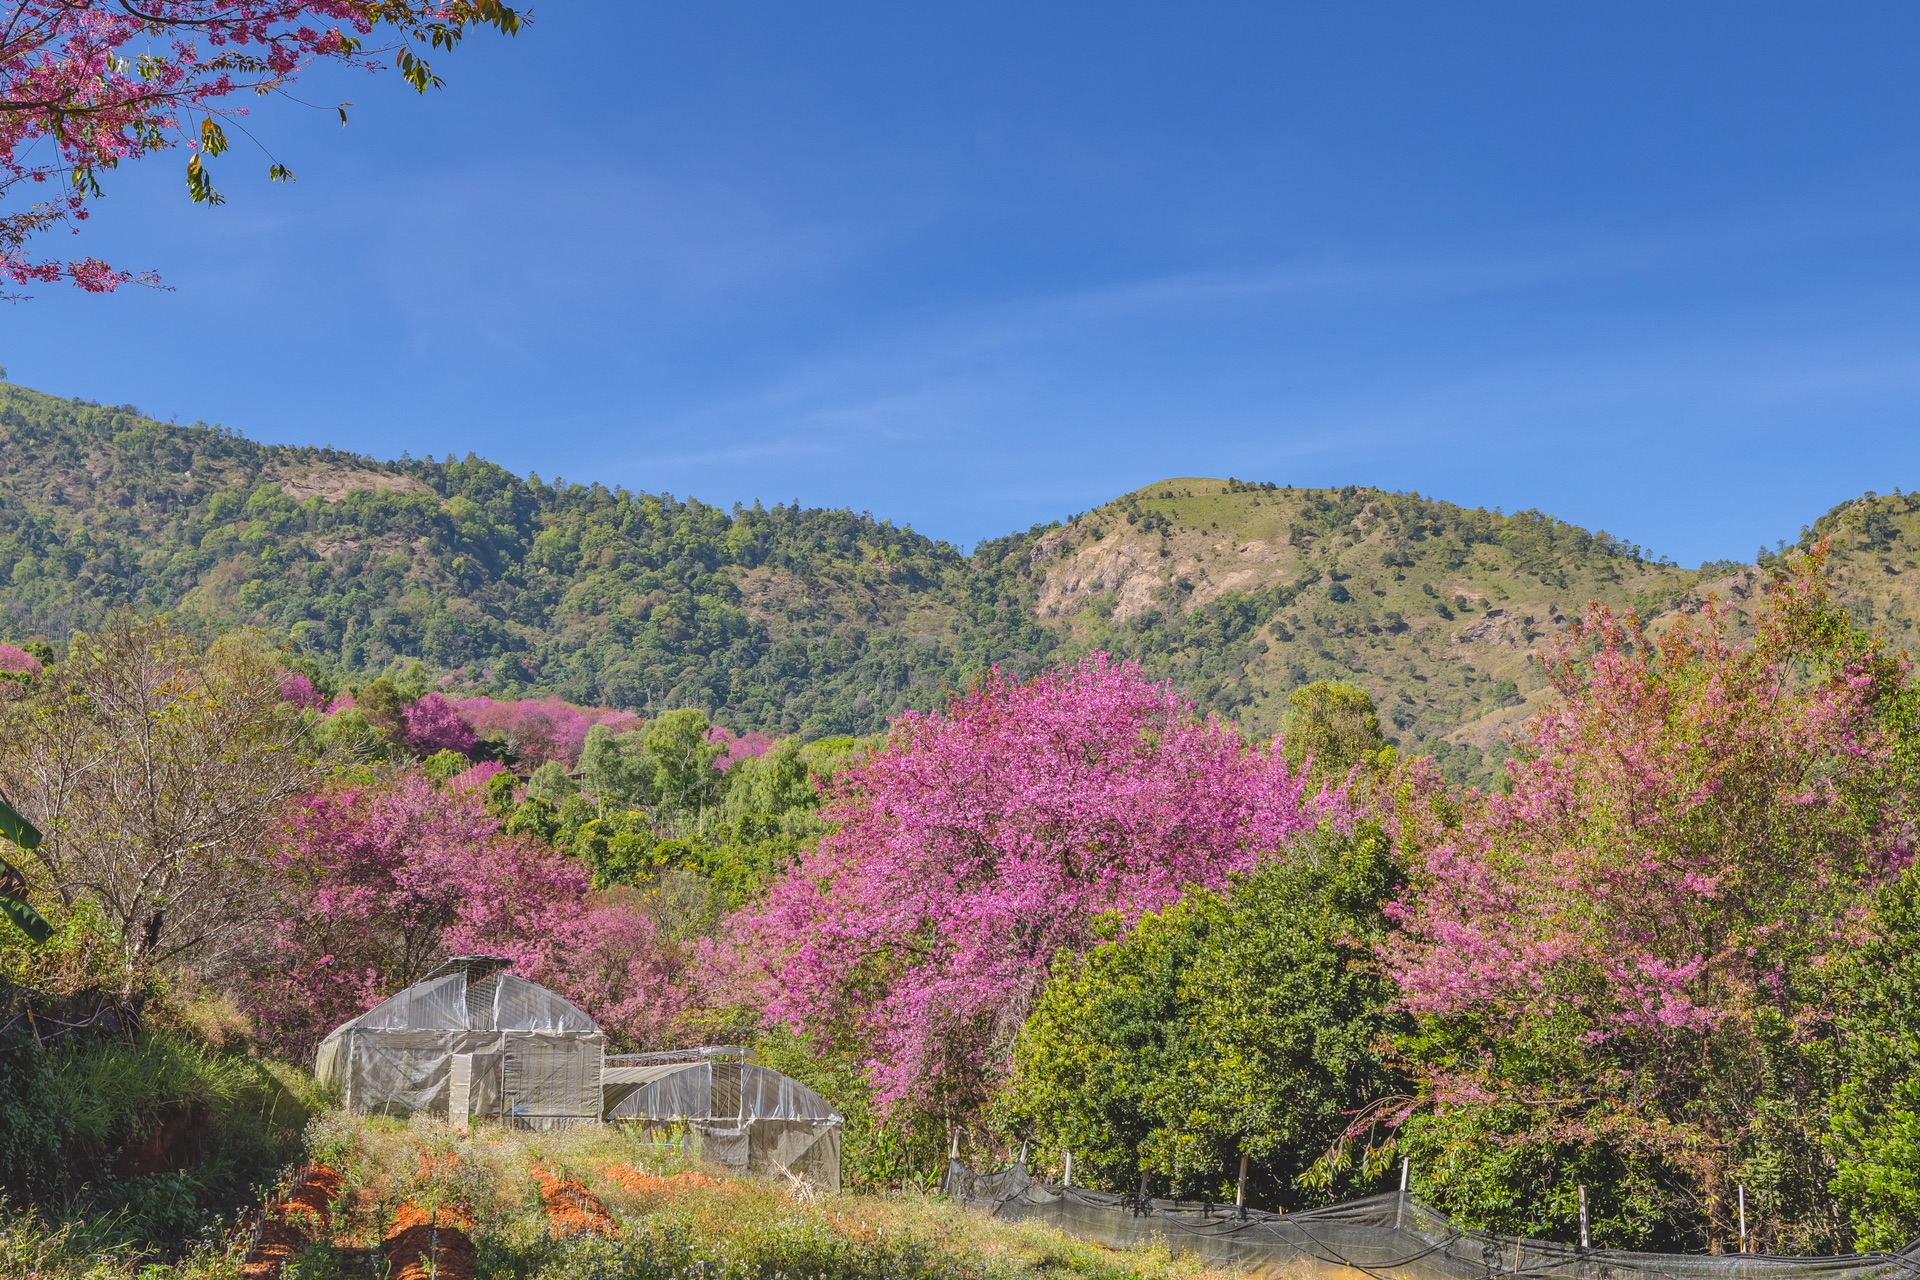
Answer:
315, 957, 603, 1127
603, 1048, 845, 1191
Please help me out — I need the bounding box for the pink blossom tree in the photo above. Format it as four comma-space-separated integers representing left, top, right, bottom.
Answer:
0, 643, 43, 676
247, 769, 493, 1056
742, 654, 1357, 1124
709, 726, 774, 772
403, 691, 479, 756
451, 695, 640, 768
279, 670, 324, 709
250, 767, 684, 1058
1382, 552, 1915, 1251
0, 0, 519, 293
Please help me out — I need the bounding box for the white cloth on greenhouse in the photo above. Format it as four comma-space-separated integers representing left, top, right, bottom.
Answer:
314, 957, 604, 1128
603, 1058, 845, 1191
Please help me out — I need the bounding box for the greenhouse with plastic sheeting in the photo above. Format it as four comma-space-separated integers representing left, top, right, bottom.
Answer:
602, 1047, 845, 1191
315, 957, 604, 1128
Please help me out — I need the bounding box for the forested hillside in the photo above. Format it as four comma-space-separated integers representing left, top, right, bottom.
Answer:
0, 382, 1057, 737
3, 380, 1918, 752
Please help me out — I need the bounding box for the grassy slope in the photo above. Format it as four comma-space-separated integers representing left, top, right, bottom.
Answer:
1031, 479, 1920, 769
7, 1112, 1226, 1280
1031, 479, 1705, 753
320, 1114, 1216, 1280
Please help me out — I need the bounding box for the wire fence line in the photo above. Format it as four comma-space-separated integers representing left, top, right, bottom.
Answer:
943, 1161, 1920, 1280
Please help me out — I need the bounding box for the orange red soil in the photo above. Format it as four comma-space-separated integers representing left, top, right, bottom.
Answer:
603, 1165, 719, 1204
533, 1165, 620, 1239
239, 1164, 344, 1280
385, 1201, 478, 1280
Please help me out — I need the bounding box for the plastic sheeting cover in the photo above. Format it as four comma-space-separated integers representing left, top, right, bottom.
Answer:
313, 963, 604, 1126
318, 964, 596, 1040
603, 1061, 843, 1191
602, 1061, 842, 1123
622, 1119, 842, 1192
491, 974, 597, 1033
944, 1163, 1920, 1280
318, 1028, 603, 1123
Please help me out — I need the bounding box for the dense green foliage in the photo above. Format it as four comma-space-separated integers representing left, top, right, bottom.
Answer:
505, 720, 855, 910
997, 827, 1405, 1209
1829, 861, 1920, 1251
1277, 679, 1390, 783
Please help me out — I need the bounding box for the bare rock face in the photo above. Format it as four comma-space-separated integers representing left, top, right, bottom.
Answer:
271, 465, 425, 503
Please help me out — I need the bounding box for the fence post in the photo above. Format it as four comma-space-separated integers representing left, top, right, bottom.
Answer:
1395, 1158, 1408, 1231
1237, 1152, 1249, 1216
1064, 1152, 1073, 1188
1579, 1184, 1590, 1249
1739, 1184, 1748, 1254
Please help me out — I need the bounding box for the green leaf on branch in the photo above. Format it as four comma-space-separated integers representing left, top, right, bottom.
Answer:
0, 896, 51, 945
186, 153, 225, 206
0, 798, 41, 850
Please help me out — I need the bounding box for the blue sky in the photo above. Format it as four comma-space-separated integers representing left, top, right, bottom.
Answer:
5, 2, 1920, 564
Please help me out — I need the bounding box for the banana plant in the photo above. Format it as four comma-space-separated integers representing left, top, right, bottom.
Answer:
0, 797, 50, 945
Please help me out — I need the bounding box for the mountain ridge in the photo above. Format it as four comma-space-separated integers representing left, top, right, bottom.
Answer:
2, 380, 1914, 772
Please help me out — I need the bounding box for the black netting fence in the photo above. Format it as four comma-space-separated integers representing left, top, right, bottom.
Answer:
944, 1162, 1920, 1280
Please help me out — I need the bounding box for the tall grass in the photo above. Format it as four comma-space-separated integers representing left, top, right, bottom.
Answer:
302, 1113, 1222, 1280
0, 1028, 322, 1258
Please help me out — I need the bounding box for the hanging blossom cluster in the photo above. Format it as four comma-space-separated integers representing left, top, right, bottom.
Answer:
0, 0, 518, 292
1384, 556, 1915, 1064
743, 654, 1359, 1119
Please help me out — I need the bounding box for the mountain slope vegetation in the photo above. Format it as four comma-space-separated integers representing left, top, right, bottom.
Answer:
0, 383, 1056, 737
2, 381, 1916, 754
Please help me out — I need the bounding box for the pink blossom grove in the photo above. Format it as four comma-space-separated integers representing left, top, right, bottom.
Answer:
404, 691, 480, 756
449, 695, 640, 767
742, 653, 1360, 1120
249, 767, 684, 1057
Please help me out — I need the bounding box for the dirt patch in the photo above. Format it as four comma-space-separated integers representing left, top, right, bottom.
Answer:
273, 466, 425, 504
604, 1165, 718, 1205
533, 1165, 619, 1239
1034, 522, 1304, 626
1449, 607, 1539, 650
240, 1164, 344, 1280
385, 1201, 477, 1280
114, 1103, 209, 1177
